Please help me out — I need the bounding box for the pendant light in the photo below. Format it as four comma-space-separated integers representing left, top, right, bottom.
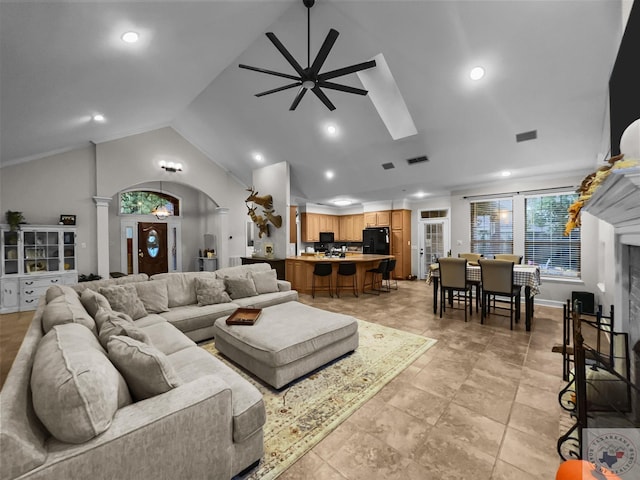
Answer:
152, 182, 171, 220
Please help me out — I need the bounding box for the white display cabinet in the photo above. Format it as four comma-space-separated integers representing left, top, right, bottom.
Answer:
1, 225, 78, 312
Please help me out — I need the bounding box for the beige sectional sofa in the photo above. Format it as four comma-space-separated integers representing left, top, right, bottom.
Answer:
0, 263, 298, 480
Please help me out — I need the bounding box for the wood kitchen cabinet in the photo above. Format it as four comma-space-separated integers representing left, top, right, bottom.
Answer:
390, 209, 412, 279
301, 213, 320, 242
364, 211, 390, 227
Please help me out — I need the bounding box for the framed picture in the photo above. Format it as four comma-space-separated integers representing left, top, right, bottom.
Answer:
264, 243, 274, 258
60, 214, 76, 225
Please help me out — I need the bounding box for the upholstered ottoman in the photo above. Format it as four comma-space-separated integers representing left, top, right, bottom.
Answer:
213, 301, 359, 389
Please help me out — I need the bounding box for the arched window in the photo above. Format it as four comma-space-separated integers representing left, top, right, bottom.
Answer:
120, 191, 180, 216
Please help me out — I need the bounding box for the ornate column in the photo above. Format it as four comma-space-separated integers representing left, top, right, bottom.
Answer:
93, 196, 112, 279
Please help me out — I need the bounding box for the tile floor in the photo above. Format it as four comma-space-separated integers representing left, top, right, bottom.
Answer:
0, 280, 567, 479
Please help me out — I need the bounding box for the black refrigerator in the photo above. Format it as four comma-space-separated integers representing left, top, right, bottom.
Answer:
362, 227, 390, 255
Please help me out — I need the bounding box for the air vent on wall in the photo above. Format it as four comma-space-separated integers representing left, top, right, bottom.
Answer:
382, 162, 395, 170
516, 130, 537, 142
407, 155, 429, 165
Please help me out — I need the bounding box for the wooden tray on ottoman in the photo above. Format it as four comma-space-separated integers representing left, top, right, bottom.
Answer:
226, 307, 262, 326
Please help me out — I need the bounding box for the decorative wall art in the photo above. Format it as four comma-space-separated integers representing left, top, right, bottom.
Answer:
59, 214, 76, 225
245, 187, 282, 238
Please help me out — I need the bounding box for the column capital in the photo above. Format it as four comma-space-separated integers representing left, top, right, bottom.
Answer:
214, 207, 230, 215
93, 196, 112, 207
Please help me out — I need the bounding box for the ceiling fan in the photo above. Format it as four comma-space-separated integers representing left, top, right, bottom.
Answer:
239, 0, 376, 111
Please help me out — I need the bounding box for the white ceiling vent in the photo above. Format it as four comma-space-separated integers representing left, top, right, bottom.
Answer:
516, 130, 537, 142
407, 155, 429, 165
382, 162, 395, 170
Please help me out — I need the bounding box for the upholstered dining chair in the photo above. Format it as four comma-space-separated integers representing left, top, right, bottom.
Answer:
494, 254, 523, 264
458, 253, 483, 313
478, 259, 521, 330
437, 257, 471, 322
312, 262, 333, 298
363, 259, 389, 295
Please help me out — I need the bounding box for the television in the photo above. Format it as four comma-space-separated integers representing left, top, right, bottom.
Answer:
319, 232, 334, 243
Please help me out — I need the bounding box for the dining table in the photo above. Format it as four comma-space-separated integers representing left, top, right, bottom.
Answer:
428, 263, 541, 331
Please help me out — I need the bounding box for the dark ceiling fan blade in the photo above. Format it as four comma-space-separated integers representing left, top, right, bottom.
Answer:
311, 86, 336, 111
266, 32, 305, 76
289, 87, 308, 111
256, 82, 302, 97
310, 28, 339, 74
239, 64, 300, 81
318, 59, 376, 81
317, 81, 368, 95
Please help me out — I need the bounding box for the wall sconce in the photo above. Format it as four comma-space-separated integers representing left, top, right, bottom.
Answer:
160, 160, 183, 173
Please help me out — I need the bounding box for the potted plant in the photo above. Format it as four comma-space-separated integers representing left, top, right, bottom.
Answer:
6, 210, 25, 231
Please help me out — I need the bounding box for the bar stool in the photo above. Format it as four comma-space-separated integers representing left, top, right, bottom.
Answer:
336, 262, 358, 297
312, 262, 333, 298
363, 259, 389, 295
383, 258, 398, 291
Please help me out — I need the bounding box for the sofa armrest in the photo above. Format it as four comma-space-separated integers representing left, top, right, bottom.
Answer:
35, 376, 235, 480
277, 280, 291, 292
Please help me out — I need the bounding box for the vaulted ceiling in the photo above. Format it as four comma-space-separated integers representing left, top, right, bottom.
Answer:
0, 0, 625, 206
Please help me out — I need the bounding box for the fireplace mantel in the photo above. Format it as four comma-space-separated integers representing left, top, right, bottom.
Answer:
583, 166, 640, 234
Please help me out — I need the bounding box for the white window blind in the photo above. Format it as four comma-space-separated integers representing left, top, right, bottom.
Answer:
525, 193, 580, 278
470, 198, 513, 257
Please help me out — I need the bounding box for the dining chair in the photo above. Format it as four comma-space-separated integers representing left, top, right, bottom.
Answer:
437, 257, 471, 322
458, 253, 483, 312
382, 258, 398, 291
363, 259, 389, 295
336, 262, 358, 297
312, 262, 333, 298
478, 259, 521, 329
494, 254, 523, 264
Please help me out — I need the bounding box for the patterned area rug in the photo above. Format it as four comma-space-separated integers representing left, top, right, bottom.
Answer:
201, 319, 437, 480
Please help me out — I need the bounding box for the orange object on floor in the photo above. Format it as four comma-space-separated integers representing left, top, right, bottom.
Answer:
556, 459, 621, 479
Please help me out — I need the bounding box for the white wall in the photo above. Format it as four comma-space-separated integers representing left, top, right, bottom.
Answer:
0, 145, 98, 275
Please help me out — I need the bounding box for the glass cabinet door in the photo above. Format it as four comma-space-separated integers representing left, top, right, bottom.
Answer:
63, 231, 75, 271
23, 229, 60, 273
2, 230, 19, 275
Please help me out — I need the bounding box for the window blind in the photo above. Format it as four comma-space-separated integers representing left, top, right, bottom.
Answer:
525, 193, 580, 278
470, 198, 513, 257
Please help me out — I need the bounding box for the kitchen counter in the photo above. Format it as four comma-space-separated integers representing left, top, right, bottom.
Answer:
285, 254, 394, 295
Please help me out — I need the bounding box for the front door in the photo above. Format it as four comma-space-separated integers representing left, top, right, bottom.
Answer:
138, 222, 168, 276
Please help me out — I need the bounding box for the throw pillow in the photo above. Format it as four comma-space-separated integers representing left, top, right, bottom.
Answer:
224, 276, 259, 300
80, 288, 112, 321
45, 284, 78, 304
97, 309, 151, 350
194, 277, 232, 306
134, 280, 169, 313
251, 269, 279, 294
41, 294, 97, 335
99, 284, 148, 320
31, 323, 132, 443
107, 336, 182, 401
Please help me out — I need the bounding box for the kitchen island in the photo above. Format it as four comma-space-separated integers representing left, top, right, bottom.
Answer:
285, 254, 394, 295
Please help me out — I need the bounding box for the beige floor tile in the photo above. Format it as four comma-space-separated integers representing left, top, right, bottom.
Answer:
279, 451, 347, 480
387, 384, 450, 425
412, 360, 470, 398
491, 459, 540, 480
519, 366, 563, 393
313, 418, 358, 462
453, 383, 514, 424
464, 368, 519, 401
434, 403, 507, 457
508, 402, 560, 442
498, 427, 562, 477
473, 354, 523, 380
514, 383, 562, 415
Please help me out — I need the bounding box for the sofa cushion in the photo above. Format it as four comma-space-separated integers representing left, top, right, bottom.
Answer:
215, 263, 271, 280
31, 323, 132, 444
169, 346, 265, 443
70, 273, 149, 295
45, 284, 78, 304
139, 321, 196, 355
80, 288, 112, 321
100, 284, 148, 320
150, 272, 216, 307
250, 269, 279, 294
41, 293, 97, 335
97, 309, 152, 350
195, 277, 232, 306
224, 277, 258, 300
107, 336, 182, 401
232, 289, 299, 309
134, 280, 169, 313
160, 304, 238, 333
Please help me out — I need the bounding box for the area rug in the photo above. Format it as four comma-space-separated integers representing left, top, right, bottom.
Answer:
201, 319, 437, 480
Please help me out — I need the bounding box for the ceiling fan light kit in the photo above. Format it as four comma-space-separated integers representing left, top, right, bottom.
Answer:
239, 0, 376, 111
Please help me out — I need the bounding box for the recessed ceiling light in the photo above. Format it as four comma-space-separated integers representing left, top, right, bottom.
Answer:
325, 170, 335, 180
326, 124, 337, 136
121, 31, 139, 43
414, 191, 427, 198
252, 153, 263, 162
501, 170, 512, 177
334, 200, 351, 206
470, 66, 485, 81
92, 114, 105, 122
